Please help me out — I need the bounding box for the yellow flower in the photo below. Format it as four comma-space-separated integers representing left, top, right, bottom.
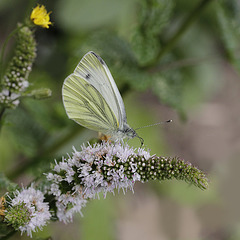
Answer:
30, 5, 52, 29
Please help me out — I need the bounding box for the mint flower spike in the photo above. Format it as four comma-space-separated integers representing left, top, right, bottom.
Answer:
46, 142, 208, 223
4, 186, 51, 237
0, 25, 36, 108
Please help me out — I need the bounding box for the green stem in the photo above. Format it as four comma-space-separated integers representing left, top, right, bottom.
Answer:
0, 107, 6, 131
6, 126, 83, 180
151, 54, 222, 72
145, 0, 214, 68
0, 107, 6, 120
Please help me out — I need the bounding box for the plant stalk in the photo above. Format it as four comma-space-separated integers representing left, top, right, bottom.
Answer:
6, 126, 83, 180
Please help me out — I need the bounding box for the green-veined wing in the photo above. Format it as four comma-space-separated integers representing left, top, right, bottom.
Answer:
62, 73, 119, 134
74, 51, 127, 129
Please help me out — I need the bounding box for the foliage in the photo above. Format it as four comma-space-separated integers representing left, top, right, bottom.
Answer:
0, 0, 239, 238
216, 0, 240, 70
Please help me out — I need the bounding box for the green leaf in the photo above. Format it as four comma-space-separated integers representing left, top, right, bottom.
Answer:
216, 1, 240, 69
131, 0, 174, 66
151, 71, 183, 109
131, 30, 160, 66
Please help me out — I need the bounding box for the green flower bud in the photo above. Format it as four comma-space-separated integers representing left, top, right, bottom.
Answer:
0, 25, 37, 108
29, 88, 52, 99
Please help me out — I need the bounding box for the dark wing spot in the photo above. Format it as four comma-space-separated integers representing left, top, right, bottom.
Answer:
85, 73, 90, 79
91, 51, 105, 65
99, 58, 104, 65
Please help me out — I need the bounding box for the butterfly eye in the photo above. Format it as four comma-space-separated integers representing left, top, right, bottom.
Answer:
85, 73, 90, 79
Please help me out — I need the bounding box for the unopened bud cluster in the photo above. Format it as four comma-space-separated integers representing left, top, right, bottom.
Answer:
0, 25, 36, 108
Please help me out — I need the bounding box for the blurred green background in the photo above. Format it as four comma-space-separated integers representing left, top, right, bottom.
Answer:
1, 0, 240, 239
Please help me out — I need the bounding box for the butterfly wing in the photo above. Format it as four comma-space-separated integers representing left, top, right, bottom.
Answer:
73, 51, 127, 129
62, 73, 119, 134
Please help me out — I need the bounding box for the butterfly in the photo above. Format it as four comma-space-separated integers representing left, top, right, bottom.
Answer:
62, 51, 143, 144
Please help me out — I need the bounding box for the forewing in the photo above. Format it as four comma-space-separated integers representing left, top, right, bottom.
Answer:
62, 73, 118, 134
74, 51, 127, 128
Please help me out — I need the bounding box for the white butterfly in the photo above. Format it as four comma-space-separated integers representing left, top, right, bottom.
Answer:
62, 51, 143, 143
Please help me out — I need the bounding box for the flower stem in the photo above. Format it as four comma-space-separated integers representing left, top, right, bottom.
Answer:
0, 107, 6, 130
150, 53, 222, 72
0, 107, 5, 120
6, 126, 83, 180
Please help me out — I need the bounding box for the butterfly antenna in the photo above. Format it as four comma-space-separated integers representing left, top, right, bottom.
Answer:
135, 119, 172, 131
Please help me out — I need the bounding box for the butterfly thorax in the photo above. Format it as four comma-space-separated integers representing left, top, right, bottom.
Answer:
116, 123, 137, 139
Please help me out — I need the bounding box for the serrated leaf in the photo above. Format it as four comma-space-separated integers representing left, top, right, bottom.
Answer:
151, 72, 183, 109
216, 2, 240, 69
131, 30, 160, 66
131, 0, 174, 66
137, 0, 173, 35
